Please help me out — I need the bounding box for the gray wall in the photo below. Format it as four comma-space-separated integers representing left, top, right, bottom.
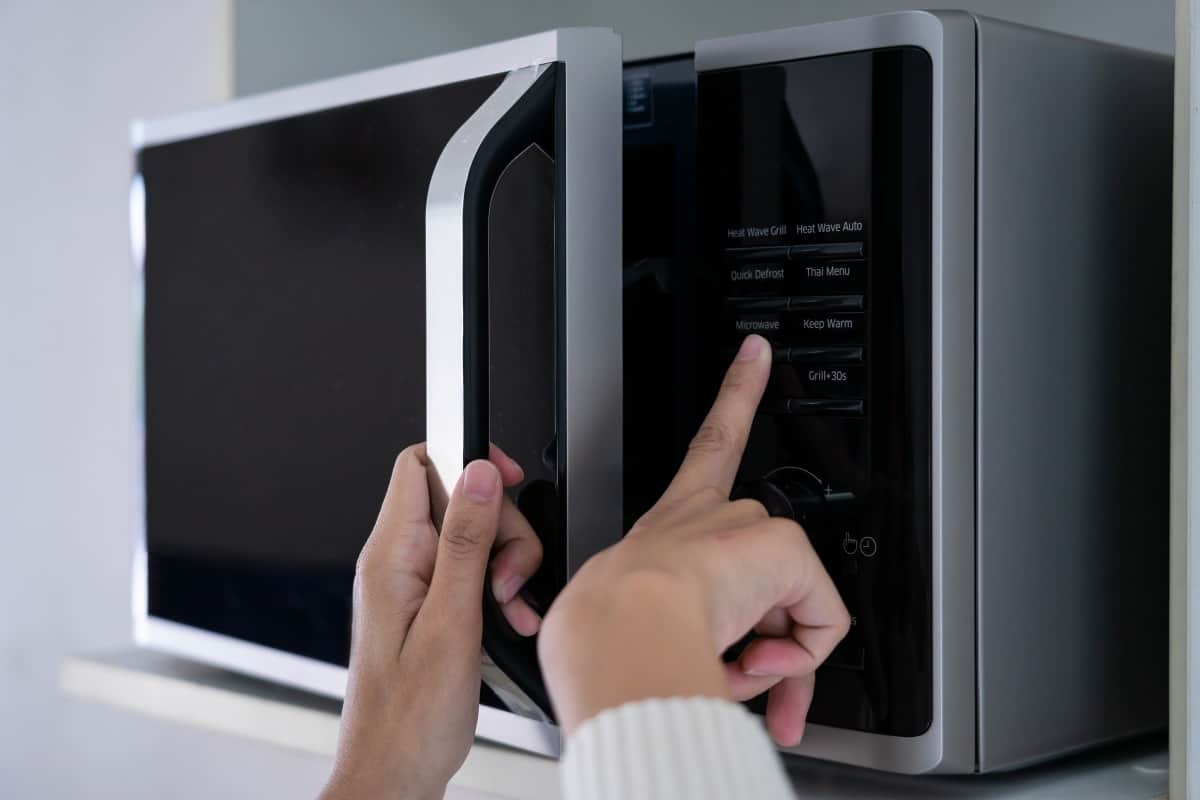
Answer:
235, 0, 1172, 95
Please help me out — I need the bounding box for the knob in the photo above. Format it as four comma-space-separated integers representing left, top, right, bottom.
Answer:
732, 467, 828, 524
732, 479, 795, 518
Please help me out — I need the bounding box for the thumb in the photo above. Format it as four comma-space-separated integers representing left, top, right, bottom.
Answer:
424, 459, 504, 622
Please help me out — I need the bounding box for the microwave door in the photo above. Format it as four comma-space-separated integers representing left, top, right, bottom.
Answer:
135, 26, 619, 759
427, 63, 558, 722
425, 41, 623, 732
135, 57, 522, 690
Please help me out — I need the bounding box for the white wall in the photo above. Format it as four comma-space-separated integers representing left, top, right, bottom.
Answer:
233, 0, 1172, 94
0, 3, 332, 796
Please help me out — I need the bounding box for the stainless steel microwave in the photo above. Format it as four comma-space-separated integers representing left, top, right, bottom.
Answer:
132, 12, 1170, 774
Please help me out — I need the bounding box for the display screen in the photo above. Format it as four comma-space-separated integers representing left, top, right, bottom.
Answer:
140, 74, 504, 665
714, 51, 872, 251
622, 56, 708, 528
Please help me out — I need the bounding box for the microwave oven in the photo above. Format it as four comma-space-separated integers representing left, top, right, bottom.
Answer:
132, 11, 1170, 773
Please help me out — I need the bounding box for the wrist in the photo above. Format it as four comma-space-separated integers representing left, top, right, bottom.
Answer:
540, 567, 728, 735
322, 702, 446, 800
321, 758, 443, 800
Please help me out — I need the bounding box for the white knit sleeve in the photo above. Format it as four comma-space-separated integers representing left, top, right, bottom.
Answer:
559, 697, 795, 800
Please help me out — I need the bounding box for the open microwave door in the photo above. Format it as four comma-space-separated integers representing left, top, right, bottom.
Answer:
133, 28, 620, 758
424, 31, 623, 751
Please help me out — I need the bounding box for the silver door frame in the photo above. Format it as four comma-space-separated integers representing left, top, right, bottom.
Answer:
1172, 0, 1199, 795
696, 10, 979, 774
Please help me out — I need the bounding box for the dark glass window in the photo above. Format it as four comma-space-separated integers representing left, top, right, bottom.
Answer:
141, 74, 505, 666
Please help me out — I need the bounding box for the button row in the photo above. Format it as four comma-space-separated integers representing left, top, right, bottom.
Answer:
728, 262, 866, 295
724, 242, 865, 263
728, 295, 863, 313
724, 345, 864, 365
731, 311, 865, 344
726, 295, 865, 347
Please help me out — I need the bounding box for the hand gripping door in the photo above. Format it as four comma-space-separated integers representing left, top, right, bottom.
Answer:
426, 43, 623, 733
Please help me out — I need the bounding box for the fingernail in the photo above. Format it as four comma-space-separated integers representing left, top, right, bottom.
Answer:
494, 574, 524, 604
463, 460, 500, 502
736, 335, 764, 361
744, 668, 768, 677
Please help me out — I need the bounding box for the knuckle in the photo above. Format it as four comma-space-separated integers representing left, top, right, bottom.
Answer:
356, 522, 428, 577
829, 599, 853, 641
688, 419, 733, 456
766, 516, 804, 538
354, 541, 404, 591
387, 586, 427, 626
720, 369, 751, 393
523, 533, 545, 563
627, 510, 657, 536
730, 497, 769, 521
391, 445, 416, 472
353, 554, 388, 603
441, 518, 485, 560
635, 499, 679, 527
499, 530, 544, 570
355, 539, 381, 578
391, 443, 428, 474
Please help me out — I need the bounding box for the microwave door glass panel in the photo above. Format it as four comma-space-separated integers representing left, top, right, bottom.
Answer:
140, 74, 505, 665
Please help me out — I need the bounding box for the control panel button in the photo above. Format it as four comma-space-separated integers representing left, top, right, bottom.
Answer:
789, 312, 865, 343
790, 261, 866, 294
784, 295, 863, 311
759, 398, 865, 416
731, 313, 783, 336
723, 245, 791, 264
756, 396, 791, 415
728, 295, 863, 313
729, 296, 789, 312
776, 364, 865, 398
775, 345, 864, 364
723, 242, 866, 262
788, 242, 864, 259
727, 264, 787, 294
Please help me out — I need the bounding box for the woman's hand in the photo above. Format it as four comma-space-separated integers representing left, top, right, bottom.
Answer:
538, 334, 851, 747
321, 444, 543, 800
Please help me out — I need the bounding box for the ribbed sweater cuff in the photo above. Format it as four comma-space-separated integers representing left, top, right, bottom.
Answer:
559, 696, 794, 800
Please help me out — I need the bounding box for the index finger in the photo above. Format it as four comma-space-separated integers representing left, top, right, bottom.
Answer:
660, 334, 772, 503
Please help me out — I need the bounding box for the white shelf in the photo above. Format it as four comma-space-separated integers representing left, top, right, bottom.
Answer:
60, 650, 560, 800
61, 650, 1169, 799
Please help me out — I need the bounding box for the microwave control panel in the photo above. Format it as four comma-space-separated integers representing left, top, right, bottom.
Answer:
698, 47, 934, 737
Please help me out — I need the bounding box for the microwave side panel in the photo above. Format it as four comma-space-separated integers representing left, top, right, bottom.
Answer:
973, 17, 1172, 771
